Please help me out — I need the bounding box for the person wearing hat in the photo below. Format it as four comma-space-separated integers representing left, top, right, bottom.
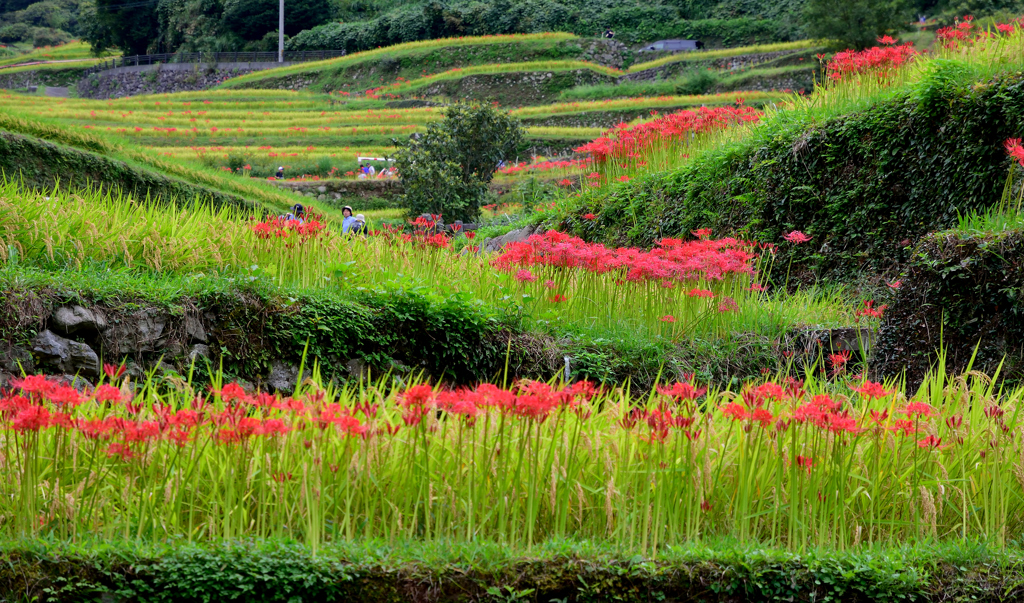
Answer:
352, 213, 366, 235
341, 205, 358, 233
283, 203, 305, 224
275, 166, 284, 179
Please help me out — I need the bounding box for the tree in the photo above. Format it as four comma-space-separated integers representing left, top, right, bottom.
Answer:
221, 0, 330, 41
803, 0, 912, 49
393, 104, 525, 223
82, 0, 160, 55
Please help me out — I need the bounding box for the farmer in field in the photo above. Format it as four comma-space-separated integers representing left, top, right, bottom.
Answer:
341, 205, 358, 233
276, 166, 284, 179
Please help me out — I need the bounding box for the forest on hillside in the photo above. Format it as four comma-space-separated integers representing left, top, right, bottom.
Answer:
1, 0, 1021, 56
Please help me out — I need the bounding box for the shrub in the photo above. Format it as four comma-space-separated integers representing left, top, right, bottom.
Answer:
393, 103, 525, 222
874, 227, 1024, 386
0, 22, 30, 43
30, 26, 71, 48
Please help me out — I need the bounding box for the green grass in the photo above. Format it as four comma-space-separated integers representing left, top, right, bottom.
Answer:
372, 60, 623, 97
219, 32, 578, 89
0, 41, 116, 68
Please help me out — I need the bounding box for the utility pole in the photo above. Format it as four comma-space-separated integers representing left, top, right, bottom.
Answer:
278, 0, 284, 62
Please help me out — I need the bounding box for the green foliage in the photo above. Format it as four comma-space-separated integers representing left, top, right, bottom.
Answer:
393, 104, 525, 222
0, 21, 28, 42
6, 538, 1024, 603
803, 0, 911, 49
84, 0, 160, 54
874, 227, 1024, 386
221, 0, 331, 41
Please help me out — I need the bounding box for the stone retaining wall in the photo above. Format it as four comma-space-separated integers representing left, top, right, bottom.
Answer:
76, 66, 260, 99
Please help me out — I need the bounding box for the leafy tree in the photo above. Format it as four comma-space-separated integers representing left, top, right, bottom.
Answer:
392, 104, 525, 222
803, 0, 912, 49
83, 0, 160, 54
221, 0, 330, 41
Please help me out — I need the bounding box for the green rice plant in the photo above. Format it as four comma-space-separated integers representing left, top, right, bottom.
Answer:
219, 33, 579, 89
0, 41, 117, 68
1, 361, 1021, 552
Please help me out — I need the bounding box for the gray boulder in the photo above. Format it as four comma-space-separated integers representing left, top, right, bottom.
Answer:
31, 330, 100, 377
52, 305, 108, 334
266, 361, 309, 395
483, 224, 538, 252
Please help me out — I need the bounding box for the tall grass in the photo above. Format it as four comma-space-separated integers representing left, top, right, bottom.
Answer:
2, 363, 1020, 552
219, 33, 578, 88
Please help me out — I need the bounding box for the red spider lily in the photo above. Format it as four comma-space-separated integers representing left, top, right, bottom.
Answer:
945, 414, 963, 430
549, 294, 569, 303
94, 384, 122, 403
558, 179, 573, 186
514, 269, 537, 283
616, 175, 630, 182
917, 435, 948, 450
826, 43, 917, 80
103, 363, 126, 379
660, 315, 676, 323
250, 217, 326, 242
869, 409, 889, 424
1005, 138, 1024, 168
575, 106, 762, 165
658, 381, 708, 402
466, 232, 476, 240
829, 350, 851, 370
11, 405, 52, 432
903, 402, 936, 418
583, 213, 597, 220
796, 455, 814, 473
889, 419, 917, 436
687, 289, 715, 298
692, 228, 712, 239
877, 35, 897, 45
783, 230, 811, 244
854, 381, 891, 399
106, 443, 137, 461
854, 300, 887, 322
984, 406, 1004, 419
887, 281, 902, 289
717, 297, 739, 313
543, 279, 557, 289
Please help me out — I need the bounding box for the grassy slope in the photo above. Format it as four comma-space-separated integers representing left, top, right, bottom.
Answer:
0, 111, 304, 214
564, 39, 1024, 281
220, 33, 580, 91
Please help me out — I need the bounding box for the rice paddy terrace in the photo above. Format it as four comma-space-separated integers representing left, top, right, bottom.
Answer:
0, 21, 1023, 603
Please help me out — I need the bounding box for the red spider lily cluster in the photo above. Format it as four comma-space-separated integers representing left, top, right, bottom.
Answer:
250, 216, 326, 242
825, 42, 918, 81
397, 380, 599, 427
497, 158, 592, 175
854, 300, 887, 323
492, 230, 757, 284
574, 105, 762, 164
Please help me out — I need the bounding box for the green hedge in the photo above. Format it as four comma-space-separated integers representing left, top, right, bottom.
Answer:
4, 539, 1024, 602
568, 72, 1024, 282
874, 227, 1024, 387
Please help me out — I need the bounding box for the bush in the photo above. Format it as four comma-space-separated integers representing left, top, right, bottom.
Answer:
674, 69, 719, 95
393, 103, 525, 222
874, 227, 1024, 387
31, 26, 70, 47
0, 22, 30, 43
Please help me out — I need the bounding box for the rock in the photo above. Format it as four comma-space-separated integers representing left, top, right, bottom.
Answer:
187, 344, 210, 366
104, 310, 167, 355
317, 186, 327, 193
161, 341, 185, 359
185, 313, 207, 342
317, 194, 326, 201
345, 358, 367, 379
31, 329, 100, 377
483, 224, 537, 252
0, 346, 34, 373
266, 361, 308, 394
68, 340, 100, 377
52, 305, 108, 334
53, 374, 94, 391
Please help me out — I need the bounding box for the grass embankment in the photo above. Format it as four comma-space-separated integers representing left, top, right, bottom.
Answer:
220, 33, 580, 91
6, 539, 1023, 602
626, 39, 822, 73
0, 110, 307, 214
0, 41, 116, 68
